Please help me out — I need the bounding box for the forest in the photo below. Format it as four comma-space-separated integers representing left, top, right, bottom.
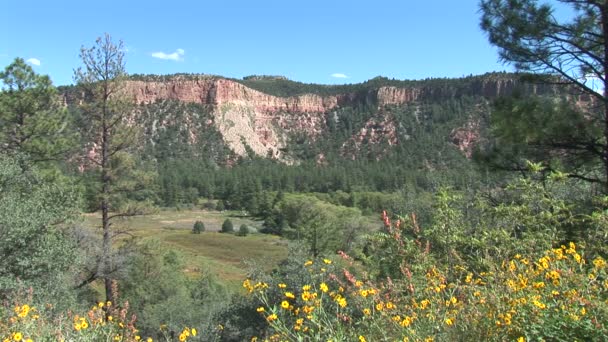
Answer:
1, 1, 608, 341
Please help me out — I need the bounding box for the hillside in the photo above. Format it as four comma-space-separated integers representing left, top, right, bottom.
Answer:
63, 72, 550, 162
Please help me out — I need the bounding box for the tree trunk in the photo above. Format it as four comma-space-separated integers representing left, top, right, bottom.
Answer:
101, 94, 113, 304
602, 2, 608, 192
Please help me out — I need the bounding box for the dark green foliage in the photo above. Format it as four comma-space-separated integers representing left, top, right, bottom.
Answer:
0, 58, 76, 163
221, 218, 234, 233
236, 224, 249, 237
121, 239, 229, 339
480, 0, 608, 188
193, 220, 205, 234
0, 154, 80, 306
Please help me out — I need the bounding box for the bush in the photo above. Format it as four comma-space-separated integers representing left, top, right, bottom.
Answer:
236, 224, 249, 237
221, 219, 234, 233
192, 220, 205, 234
215, 201, 225, 211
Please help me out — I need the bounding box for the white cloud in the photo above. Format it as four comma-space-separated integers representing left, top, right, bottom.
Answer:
331, 73, 348, 78
26, 58, 41, 66
151, 48, 185, 61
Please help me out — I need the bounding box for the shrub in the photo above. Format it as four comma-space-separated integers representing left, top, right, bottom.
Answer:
215, 201, 225, 211
192, 220, 205, 234
221, 219, 234, 233
236, 224, 249, 237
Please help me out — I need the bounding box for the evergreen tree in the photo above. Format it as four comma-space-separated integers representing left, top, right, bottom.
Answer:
221, 218, 234, 233
74, 34, 154, 304
480, 0, 608, 188
192, 220, 205, 234
0, 58, 75, 163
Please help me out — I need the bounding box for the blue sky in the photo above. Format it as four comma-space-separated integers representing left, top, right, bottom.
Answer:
1, 0, 509, 86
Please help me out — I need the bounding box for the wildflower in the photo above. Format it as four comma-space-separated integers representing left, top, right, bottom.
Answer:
445, 318, 454, 326
323, 259, 332, 264
147, 338, 153, 342
281, 301, 290, 309
320, 282, 329, 293
533, 282, 545, 289
533, 300, 546, 309
359, 289, 369, 298
593, 257, 606, 269
302, 285, 311, 291
386, 302, 395, 310
256, 307, 265, 313
12, 333, 22, 341
278, 283, 287, 289
106, 301, 112, 307
285, 292, 295, 299
401, 316, 412, 327
363, 308, 371, 315
304, 260, 313, 266
178, 333, 186, 341
267, 313, 278, 322
98, 302, 104, 308
359, 336, 366, 342
17, 305, 30, 318
517, 337, 525, 342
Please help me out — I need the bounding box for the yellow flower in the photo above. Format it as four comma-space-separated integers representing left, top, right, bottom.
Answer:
135, 337, 141, 341
147, 338, 153, 342
108, 316, 113, 321
106, 301, 112, 307
359, 289, 369, 298
304, 260, 313, 266
285, 292, 295, 299
320, 282, 328, 293
178, 333, 186, 342
363, 308, 371, 315
267, 313, 278, 322
278, 283, 287, 289
517, 337, 525, 342
323, 259, 332, 264
445, 318, 454, 326
81, 321, 89, 329
256, 307, 265, 313
359, 336, 366, 342
533, 300, 546, 310
386, 302, 395, 310
17, 305, 30, 318
12, 333, 22, 341
281, 300, 290, 309
593, 257, 606, 269
401, 316, 412, 327
302, 285, 311, 291
98, 301, 104, 308
74, 322, 82, 331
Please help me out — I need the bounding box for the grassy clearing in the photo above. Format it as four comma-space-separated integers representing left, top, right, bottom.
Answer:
82, 209, 288, 290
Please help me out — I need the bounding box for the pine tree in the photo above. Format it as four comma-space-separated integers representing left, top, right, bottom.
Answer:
0, 58, 75, 163
74, 34, 154, 303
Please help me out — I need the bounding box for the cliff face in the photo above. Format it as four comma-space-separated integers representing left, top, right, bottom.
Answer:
117, 76, 528, 160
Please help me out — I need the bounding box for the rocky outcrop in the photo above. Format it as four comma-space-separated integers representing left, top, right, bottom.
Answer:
87, 74, 539, 160
450, 118, 481, 159
341, 112, 398, 160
